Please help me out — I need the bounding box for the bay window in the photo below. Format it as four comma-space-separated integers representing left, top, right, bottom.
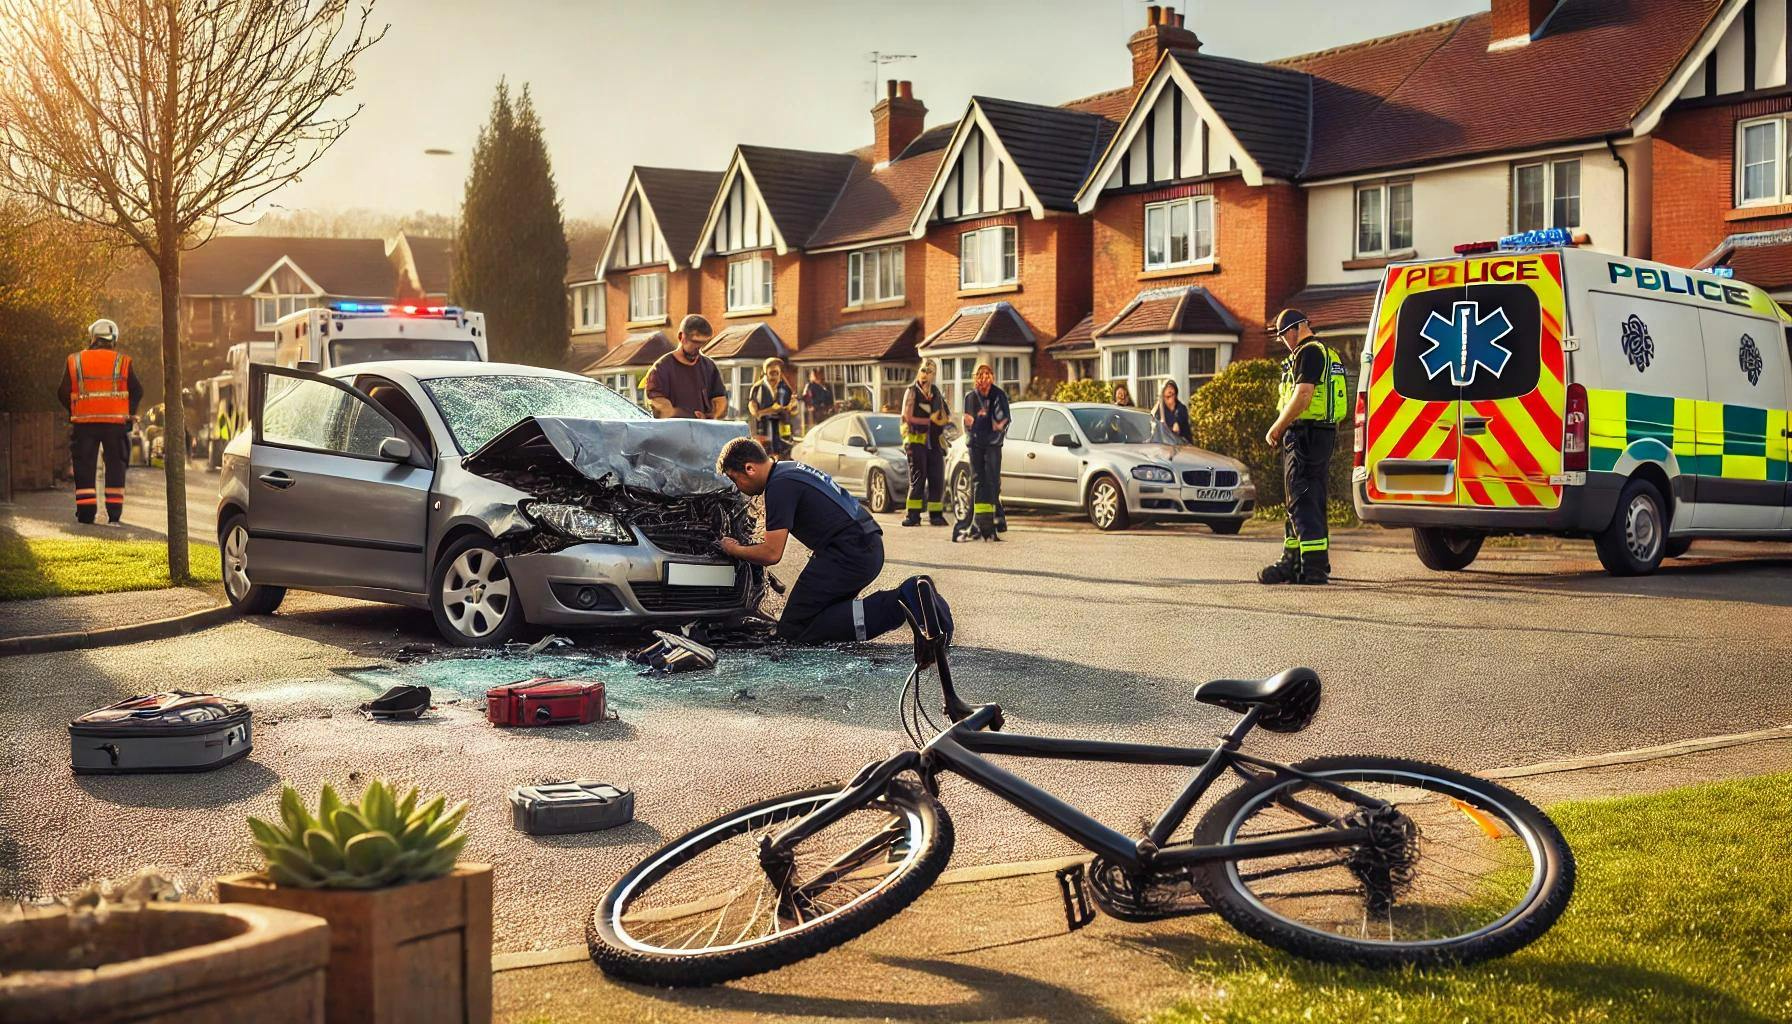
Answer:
1512, 158, 1580, 232
847, 245, 905, 306
1144, 195, 1214, 270
726, 255, 773, 312
628, 272, 666, 322
1737, 115, 1792, 206
1137, 347, 1172, 404
1354, 181, 1412, 257
959, 226, 1017, 289
1187, 347, 1218, 393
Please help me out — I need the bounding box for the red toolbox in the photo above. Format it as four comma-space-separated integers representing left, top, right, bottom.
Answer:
486, 677, 614, 727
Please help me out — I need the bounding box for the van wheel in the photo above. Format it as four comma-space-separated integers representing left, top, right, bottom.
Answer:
430, 534, 524, 647
1664, 538, 1694, 559
1412, 527, 1483, 571
1594, 478, 1667, 577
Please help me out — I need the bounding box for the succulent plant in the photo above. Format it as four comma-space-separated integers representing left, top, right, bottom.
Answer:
247, 779, 468, 890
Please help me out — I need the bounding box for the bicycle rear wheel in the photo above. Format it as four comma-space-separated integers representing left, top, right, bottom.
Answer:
589, 779, 952, 987
1191, 755, 1573, 967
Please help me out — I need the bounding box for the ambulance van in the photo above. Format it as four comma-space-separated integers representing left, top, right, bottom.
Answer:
1355, 237, 1792, 576
272, 302, 487, 371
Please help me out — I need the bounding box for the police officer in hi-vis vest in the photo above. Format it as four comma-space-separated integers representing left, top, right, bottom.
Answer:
1259, 309, 1348, 585
900, 358, 951, 527
56, 319, 143, 525
748, 357, 796, 458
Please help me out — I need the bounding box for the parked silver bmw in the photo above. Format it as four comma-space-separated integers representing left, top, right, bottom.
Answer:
218, 361, 758, 646
943, 402, 1255, 532
788, 412, 909, 514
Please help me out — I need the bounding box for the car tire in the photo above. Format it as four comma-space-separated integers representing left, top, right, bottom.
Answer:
1594, 477, 1667, 577
1412, 527, 1484, 571
950, 467, 972, 523
1664, 537, 1694, 559
430, 533, 524, 647
218, 512, 285, 615
866, 469, 895, 514
1209, 519, 1244, 536
1086, 475, 1131, 531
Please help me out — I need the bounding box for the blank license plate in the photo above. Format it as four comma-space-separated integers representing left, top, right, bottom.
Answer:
1191, 487, 1232, 501
667, 563, 736, 587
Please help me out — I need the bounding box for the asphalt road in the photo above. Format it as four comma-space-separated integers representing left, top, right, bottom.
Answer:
4, 514, 1789, 953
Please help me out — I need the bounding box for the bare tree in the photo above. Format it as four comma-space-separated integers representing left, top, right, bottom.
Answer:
0, 0, 383, 580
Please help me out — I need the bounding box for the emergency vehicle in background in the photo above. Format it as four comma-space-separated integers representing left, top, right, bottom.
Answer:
1355, 228, 1792, 577
272, 302, 488, 370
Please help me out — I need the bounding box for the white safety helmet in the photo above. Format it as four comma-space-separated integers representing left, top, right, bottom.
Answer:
88, 318, 119, 344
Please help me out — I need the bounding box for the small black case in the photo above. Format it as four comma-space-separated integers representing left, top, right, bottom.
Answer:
509, 780, 634, 835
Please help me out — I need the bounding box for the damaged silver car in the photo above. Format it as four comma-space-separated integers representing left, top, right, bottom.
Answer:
218, 361, 761, 646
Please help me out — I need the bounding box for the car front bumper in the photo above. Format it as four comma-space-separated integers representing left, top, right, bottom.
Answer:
506, 541, 754, 626
1127, 479, 1257, 520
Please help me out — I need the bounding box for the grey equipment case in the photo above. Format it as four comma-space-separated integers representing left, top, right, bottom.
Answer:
69, 691, 253, 775
509, 781, 634, 835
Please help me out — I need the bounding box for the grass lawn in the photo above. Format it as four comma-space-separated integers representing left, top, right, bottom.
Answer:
0, 532, 220, 601
1157, 773, 1792, 1024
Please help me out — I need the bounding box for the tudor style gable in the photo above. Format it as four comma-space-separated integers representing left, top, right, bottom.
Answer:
911, 97, 1113, 232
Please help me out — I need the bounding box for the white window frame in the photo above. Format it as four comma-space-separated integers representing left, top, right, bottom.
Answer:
571, 283, 605, 333
726, 254, 773, 313
1143, 196, 1214, 271
1736, 115, 1792, 207
1187, 346, 1219, 393
847, 244, 906, 306
628, 272, 666, 323
1353, 181, 1413, 258
959, 225, 1017, 290
1512, 157, 1581, 233
254, 294, 316, 330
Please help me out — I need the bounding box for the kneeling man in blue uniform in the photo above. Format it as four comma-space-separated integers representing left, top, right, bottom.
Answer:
717, 437, 951, 644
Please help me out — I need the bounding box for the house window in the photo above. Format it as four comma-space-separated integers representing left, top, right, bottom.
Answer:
1187, 347, 1219, 393
1108, 350, 1130, 380
1513, 158, 1581, 232
572, 283, 604, 333
1354, 182, 1413, 257
1737, 115, 1792, 206
847, 245, 905, 306
628, 272, 666, 322
939, 357, 972, 409
254, 294, 316, 330
1137, 347, 1172, 405
995, 356, 1022, 394
726, 255, 773, 312
1144, 196, 1214, 270
959, 226, 1017, 289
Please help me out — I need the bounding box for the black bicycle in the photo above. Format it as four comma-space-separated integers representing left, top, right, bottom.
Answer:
588, 579, 1575, 987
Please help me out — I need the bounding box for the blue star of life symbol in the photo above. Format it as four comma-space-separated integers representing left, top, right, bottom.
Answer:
1418, 301, 1514, 386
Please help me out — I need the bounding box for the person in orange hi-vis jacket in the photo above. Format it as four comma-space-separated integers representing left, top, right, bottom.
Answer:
56, 319, 143, 525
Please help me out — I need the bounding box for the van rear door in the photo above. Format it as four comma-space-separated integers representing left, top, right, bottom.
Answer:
1364, 252, 1566, 509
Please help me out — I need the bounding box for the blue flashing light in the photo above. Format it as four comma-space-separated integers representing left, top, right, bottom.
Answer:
1709, 265, 1736, 279
1498, 227, 1575, 250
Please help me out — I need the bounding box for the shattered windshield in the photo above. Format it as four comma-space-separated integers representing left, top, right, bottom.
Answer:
1072, 407, 1183, 446
422, 375, 648, 453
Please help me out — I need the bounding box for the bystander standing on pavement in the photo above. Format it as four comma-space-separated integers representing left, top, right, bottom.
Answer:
1152, 380, 1191, 444
801, 367, 835, 431
1258, 308, 1348, 586
56, 319, 142, 526
748, 357, 796, 457
644, 314, 727, 420
961, 363, 1010, 540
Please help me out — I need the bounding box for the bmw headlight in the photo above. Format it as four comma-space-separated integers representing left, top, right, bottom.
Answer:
1237, 468, 1253, 487
1131, 465, 1174, 483
522, 502, 634, 543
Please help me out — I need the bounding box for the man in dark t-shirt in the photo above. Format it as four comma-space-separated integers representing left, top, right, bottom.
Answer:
801, 369, 835, 428
717, 437, 952, 644
645, 314, 727, 419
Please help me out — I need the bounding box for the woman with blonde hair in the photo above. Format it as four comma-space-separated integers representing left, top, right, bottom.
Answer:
748, 357, 796, 457
899, 357, 951, 526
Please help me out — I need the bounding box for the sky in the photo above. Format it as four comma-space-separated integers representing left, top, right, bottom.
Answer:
271, 0, 1490, 226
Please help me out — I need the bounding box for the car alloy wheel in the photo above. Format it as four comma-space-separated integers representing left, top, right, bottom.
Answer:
951, 469, 971, 523
869, 470, 889, 513
1090, 479, 1121, 529
442, 548, 513, 639
223, 522, 252, 602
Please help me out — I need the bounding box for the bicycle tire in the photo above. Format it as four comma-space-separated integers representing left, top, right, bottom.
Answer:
588, 779, 952, 987
1190, 755, 1574, 967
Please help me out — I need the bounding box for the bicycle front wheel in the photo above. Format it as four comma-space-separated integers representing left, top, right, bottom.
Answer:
1191, 755, 1573, 967
588, 779, 952, 987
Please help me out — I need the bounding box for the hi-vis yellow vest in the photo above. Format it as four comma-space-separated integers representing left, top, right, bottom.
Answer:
1279, 341, 1348, 425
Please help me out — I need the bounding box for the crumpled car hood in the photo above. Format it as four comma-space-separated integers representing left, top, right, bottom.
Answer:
461, 416, 748, 495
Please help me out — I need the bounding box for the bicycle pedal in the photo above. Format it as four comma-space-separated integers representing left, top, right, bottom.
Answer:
1056, 864, 1095, 932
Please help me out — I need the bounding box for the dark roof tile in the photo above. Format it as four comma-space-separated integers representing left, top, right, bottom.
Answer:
565, 232, 608, 285
1170, 52, 1311, 179
1046, 313, 1096, 354
404, 236, 453, 295
920, 301, 1034, 350
589, 330, 673, 371
635, 167, 726, 259
973, 96, 1116, 211
704, 321, 789, 361
1095, 286, 1240, 338
737, 145, 862, 250
1282, 282, 1381, 332
808, 146, 949, 248
182, 236, 398, 297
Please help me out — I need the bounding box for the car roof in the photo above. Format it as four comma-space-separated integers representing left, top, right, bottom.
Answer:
325, 360, 590, 383
1010, 401, 1137, 410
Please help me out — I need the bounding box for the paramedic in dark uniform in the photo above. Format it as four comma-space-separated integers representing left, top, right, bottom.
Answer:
747, 357, 795, 458
961, 363, 1010, 539
718, 437, 951, 643
1259, 309, 1348, 585
900, 357, 950, 527
56, 319, 142, 525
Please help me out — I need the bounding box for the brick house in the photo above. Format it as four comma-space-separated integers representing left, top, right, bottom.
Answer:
563, 232, 609, 380
594, 166, 723, 388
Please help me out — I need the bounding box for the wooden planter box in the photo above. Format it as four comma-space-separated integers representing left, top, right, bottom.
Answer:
0, 902, 329, 1024
217, 864, 492, 1024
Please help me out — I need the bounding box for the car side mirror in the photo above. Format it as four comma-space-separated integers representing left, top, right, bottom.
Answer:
846, 434, 869, 449
378, 436, 412, 463
1050, 433, 1077, 448
296, 360, 321, 372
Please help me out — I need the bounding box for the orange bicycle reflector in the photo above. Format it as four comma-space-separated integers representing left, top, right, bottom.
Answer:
1450, 798, 1504, 839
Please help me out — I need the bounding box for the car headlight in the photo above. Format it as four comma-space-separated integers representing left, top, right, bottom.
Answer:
1131, 465, 1174, 483
1237, 468, 1252, 486
523, 501, 634, 543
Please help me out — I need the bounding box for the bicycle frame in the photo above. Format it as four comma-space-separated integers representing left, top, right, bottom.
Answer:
767, 662, 1382, 874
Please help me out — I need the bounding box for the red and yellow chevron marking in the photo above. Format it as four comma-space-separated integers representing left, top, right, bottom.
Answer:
1363, 253, 1566, 509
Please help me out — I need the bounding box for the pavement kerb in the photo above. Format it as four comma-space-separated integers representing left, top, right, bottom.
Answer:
0, 602, 237, 656
490, 721, 1792, 974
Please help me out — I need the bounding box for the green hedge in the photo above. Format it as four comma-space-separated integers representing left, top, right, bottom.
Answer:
1054, 378, 1115, 404
1187, 358, 1354, 513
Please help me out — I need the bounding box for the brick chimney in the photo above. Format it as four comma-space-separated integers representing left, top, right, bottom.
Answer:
1490, 0, 1558, 50
872, 79, 927, 167
1129, 5, 1202, 96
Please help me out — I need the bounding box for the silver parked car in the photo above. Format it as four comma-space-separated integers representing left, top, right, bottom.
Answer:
789, 412, 909, 514
218, 361, 759, 646
944, 402, 1255, 532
